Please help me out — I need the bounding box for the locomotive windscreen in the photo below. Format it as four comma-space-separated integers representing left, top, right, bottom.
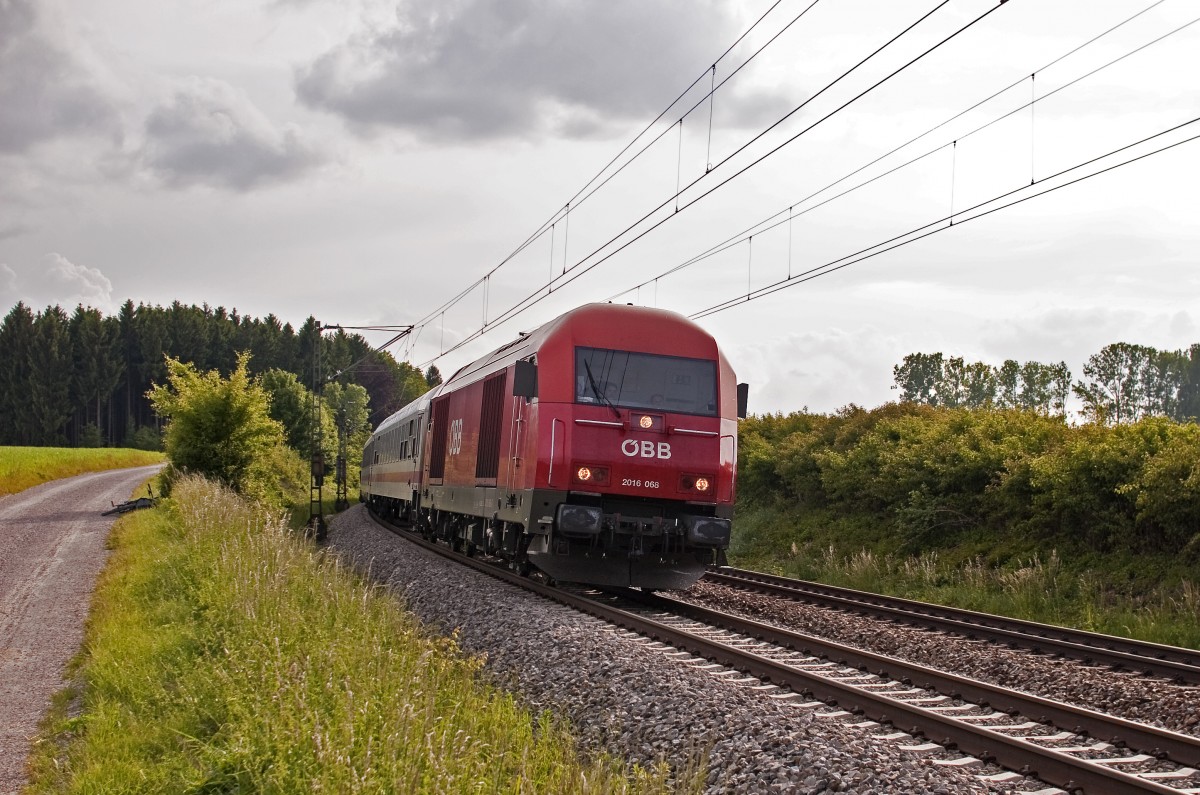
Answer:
574, 347, 717, 416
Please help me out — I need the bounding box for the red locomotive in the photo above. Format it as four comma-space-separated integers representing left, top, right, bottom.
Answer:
360, 303, 746, 589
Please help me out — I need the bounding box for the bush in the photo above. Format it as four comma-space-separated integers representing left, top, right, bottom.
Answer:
147, 352, 285, 503
78, 422, 103, 448
124, 425, 163, 451
1029, 417, 1177, 548
1122, 423, 1200, 552
742, 404, 1197, 555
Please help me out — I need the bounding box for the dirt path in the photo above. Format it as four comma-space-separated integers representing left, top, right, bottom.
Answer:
0, 465, 162, 795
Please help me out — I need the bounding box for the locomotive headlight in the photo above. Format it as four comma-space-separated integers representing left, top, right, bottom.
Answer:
632, 413, 663, 432
573, 464, 609, 485
695, 477, 711, 493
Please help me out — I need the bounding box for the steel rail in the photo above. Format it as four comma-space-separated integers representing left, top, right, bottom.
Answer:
605, 589, 1197, 795
366, 514, 1198, 794
623, 588, 1200, 766
706, 567, 1200, 684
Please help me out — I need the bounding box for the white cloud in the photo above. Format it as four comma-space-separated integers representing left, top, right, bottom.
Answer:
0, 253, 115, 313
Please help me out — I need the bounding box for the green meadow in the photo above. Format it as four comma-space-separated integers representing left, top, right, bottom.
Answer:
0, 446, 164, 496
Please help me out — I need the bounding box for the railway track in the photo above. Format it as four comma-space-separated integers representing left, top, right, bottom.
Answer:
369, 514, 1200, 794
703, 567, 1200, 685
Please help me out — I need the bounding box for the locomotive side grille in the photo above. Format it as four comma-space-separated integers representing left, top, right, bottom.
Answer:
428, 398, 450, 480
475, 372, 506, 479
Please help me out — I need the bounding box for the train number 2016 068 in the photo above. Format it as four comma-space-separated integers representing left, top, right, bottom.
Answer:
621, 478, 660, 489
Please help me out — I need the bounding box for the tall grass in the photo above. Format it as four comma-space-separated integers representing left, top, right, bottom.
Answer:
732, 506, 1200, 650
0, 446, 163, 496
27, 475, 690, 793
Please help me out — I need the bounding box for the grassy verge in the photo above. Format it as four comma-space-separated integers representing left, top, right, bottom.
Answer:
0, 446, 164, 496
730, 503, 1200, 650
27, 475, 691, 793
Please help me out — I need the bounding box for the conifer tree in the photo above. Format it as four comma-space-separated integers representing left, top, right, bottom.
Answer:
0, 302, 37, 444
29, 306, 74, 444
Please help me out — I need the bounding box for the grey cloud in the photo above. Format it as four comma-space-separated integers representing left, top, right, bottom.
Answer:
0, 0, 119, 153
295, 0, 773, 141
0, 220, 30, 240
718, 86, 802, 130
137, 78, 327, 191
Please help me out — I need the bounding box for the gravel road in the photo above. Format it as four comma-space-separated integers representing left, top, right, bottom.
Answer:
0, 465, 162, 795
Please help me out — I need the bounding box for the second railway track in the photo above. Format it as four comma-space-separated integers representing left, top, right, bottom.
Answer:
703, 567, 1200, 685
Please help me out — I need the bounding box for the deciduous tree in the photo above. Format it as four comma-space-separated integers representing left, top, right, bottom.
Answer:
1075, 342, 1153, 425
892, 352, 943, 405
147, 352, 285, 497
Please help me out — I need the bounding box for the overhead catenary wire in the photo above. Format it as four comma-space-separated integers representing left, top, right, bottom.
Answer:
352, 0, 1178, 377
554, 0, 826, 226
549, 0, 953, 288
405, 0, 798, 332
688, 115, 1200, 319
412, 0, 988, 369
607, 2, 1198, 305
487, 0, 827, 276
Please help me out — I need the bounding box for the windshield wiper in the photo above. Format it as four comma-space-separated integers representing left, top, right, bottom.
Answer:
583, 360, 621, 419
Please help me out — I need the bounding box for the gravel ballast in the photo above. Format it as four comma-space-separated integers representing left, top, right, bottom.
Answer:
330, 506, 1012, 794
676, 580, 1200, 739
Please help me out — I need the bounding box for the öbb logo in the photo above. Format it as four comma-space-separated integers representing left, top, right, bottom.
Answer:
621, 440, 672, 460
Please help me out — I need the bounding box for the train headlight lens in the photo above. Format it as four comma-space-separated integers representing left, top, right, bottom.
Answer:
573, 465, 609, 485
695, 477, 710, 492
638, 415, 653, 429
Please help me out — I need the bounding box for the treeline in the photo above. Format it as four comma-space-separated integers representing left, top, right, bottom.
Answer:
739, 405, 1200, 558
893, 342, 1200, 423
0, 300, 439, 448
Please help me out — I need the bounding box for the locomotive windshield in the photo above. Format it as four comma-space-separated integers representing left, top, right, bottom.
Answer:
575, 347, 717, 416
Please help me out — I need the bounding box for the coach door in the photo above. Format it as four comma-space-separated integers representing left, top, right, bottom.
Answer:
506, 360, 538, 494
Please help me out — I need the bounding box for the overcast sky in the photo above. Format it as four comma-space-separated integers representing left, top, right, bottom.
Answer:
2, 0, 1197, 414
